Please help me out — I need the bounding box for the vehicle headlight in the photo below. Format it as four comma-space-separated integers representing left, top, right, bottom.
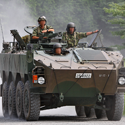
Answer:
38, 77, 45, 85
118, 77, 125, 85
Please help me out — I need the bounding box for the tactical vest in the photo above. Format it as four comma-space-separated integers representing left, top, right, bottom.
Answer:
65, 32, 77, 46
37, 25, 47, 35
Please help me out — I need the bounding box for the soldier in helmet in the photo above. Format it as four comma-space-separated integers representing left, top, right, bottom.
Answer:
53, 43, 62, 55
45, 43, 62, 55
45, 43, 69, 55
32, 16, 54, 39
62, 22, 99, 48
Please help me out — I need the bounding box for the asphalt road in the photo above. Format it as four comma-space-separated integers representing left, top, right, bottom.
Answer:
0, 97, 125, 125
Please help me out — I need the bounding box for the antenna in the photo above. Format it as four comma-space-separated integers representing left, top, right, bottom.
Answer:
0, 19, 5, 43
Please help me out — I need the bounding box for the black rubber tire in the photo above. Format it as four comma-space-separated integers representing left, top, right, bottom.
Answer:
23, 81, 40, 121
8, 81, 17, 117
105, 93, 124, 121
75, 106, 85, 117
16, 81, 24, 119
95, 109, 106, 119
2, 81, 9, 117
84, 107, 95, 118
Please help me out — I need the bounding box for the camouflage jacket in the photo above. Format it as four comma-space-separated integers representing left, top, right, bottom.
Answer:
22, 35, 30, 44
62, 32, 87, 48
32, 25, 53, 37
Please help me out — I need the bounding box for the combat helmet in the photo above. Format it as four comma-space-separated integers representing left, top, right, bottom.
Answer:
66, 22, 76, 33
38, 16, 47, 23
53, 43, 62, 55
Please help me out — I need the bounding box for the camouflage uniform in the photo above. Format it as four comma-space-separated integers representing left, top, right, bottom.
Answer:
62, 32, 87, 48
22, 35, 30, 44
32, 25, 53, 37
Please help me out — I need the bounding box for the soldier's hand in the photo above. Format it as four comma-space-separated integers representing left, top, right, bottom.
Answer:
93, 30, 99, 33
42, 30, 47, 33
43, 37, 47, 39
87, 30, 99, 36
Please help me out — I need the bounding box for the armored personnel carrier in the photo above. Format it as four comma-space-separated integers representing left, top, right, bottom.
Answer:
0, 27, 125, 121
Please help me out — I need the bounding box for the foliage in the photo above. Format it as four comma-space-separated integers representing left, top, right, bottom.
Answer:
111, 43, 125, 50
17, 0, 97, 32
21, 0, 123, 32
22, 0, 125, 42
1, 0, 124, 33
104, 2, 125, 39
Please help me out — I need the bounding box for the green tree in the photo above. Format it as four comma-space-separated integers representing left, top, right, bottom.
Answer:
104, 2, 125, 39
21, 0, 97, 32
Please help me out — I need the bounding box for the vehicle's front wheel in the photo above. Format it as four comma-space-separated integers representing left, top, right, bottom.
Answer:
23, 81, 40, 121
105, 93, 124, 121
75, 106, 85, 117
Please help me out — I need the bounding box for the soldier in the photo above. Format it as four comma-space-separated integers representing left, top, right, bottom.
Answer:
53, 43, 62, 55
22, 35, 30, 44
32, 16, 54, 39
45, 43, 69, 55
45, 43, 62, 55
62, 22, 99, 48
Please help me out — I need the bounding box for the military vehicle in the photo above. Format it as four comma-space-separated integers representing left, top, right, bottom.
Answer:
0, 27, 125, 121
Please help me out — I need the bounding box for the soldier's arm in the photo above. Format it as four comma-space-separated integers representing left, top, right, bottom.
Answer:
32, 29, 39, 39
48, 29, 54, 32
32, 36, 39, 39
86, 30, 99, 36
47, 25, 54, 32
77, 32, 87, 39
77, 30, 99, 39
42, 29, 54, 33
62, 32, 66, 41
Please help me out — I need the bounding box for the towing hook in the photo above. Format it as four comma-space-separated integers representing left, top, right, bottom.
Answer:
98, 93, 102, 102
60, 93, 64, 102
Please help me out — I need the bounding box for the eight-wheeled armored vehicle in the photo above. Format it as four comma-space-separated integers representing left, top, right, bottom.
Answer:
0, 27, 125, 121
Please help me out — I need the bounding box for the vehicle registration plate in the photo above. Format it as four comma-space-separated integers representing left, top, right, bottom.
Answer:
75, 73, 92, 78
